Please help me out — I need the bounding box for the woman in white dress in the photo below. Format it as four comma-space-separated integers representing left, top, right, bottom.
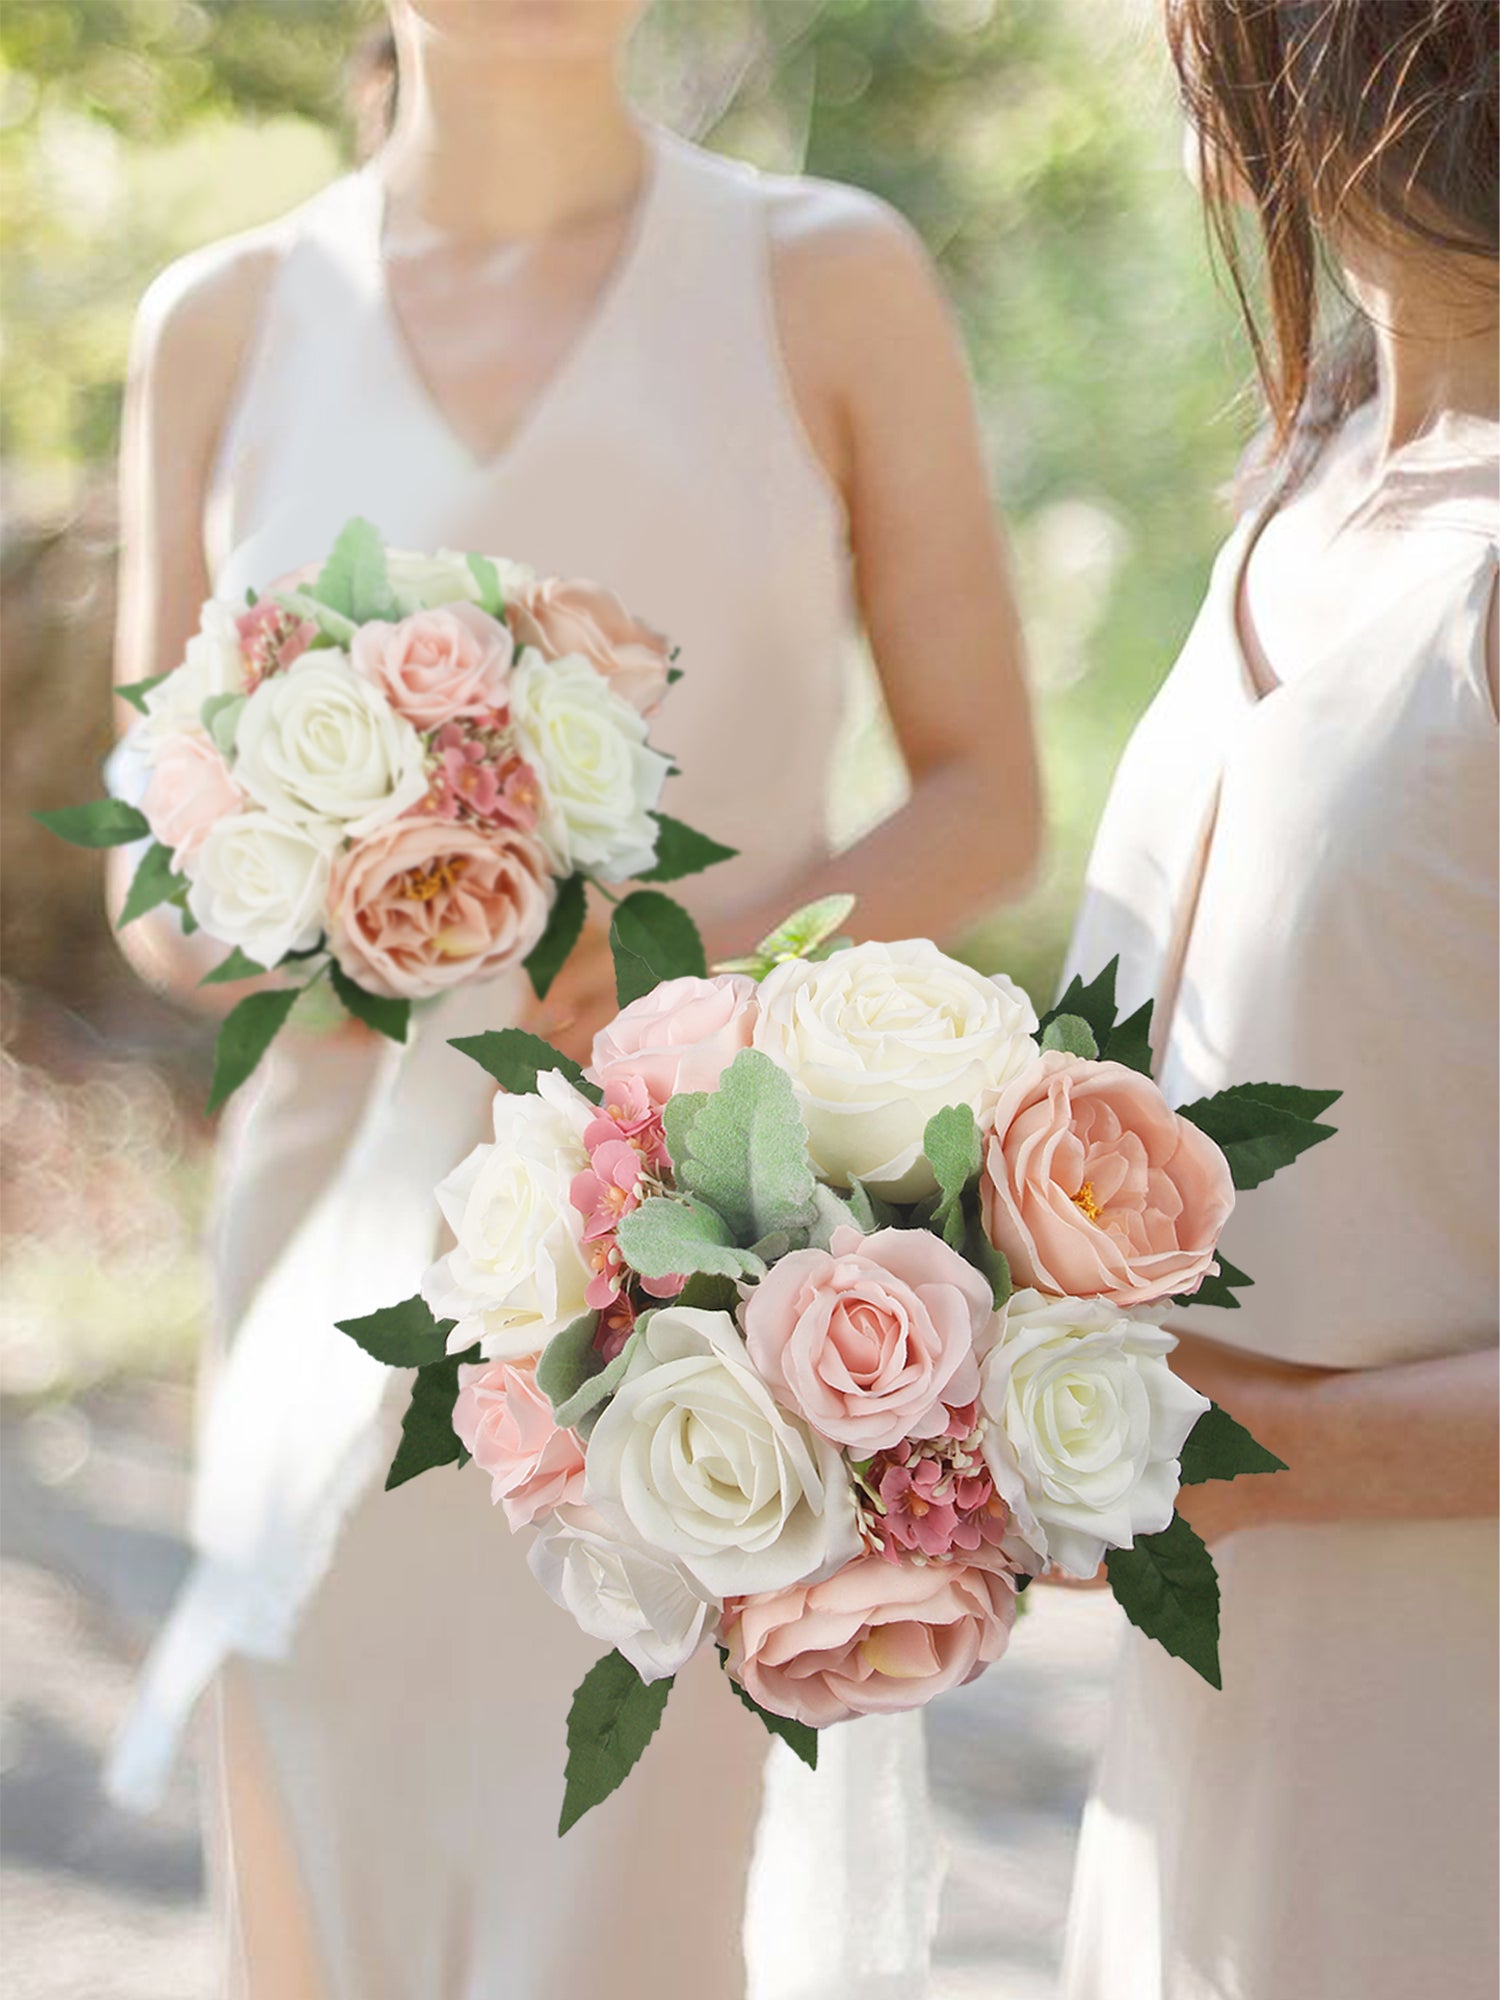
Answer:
1056, 5, 1498, 1996
105, 2, 1039, 1995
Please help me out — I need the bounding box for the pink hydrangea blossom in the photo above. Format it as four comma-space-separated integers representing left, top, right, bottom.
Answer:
234, 600, 315, 687
860, 1431, 1011, 1564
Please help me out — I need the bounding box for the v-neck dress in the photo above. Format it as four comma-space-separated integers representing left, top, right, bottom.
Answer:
1058, 419, 1499, 2000
107, 130, 938, 2000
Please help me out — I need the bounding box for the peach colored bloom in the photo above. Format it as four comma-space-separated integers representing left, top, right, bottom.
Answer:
351, 602, 514, 731
142, 734, 243, 865
452, 1358, 586, 1528
588, 974, 758, 1108
509, 576, 672, 715
743, 1225, 994, 1452
328, 817, 551, 1000
724, 1555, 1016, 1727
981, 1051, 1234, 1307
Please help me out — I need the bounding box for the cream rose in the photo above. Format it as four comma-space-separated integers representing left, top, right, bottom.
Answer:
233, 656, 428, 837
509, 652, 669, 882
528, 1504, 715, 1682
751, 940, 1039, 1200
185, 809, 333, 968
584, 1306, 860, 1598
978, 1289, 1209, 1578
384, 546, 483, 611
139, 599, 249, 757
422, 1071, 594, 1360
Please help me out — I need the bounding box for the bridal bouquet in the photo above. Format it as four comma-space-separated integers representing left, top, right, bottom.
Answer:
39, 519, 727, 1108
339, 899, 1337, 1832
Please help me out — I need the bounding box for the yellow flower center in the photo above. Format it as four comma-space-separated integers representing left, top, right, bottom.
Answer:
1073, 1179, 1104, 1225
401, 856, 467, 903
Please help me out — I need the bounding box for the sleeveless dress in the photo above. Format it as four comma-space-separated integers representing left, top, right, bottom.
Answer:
1057, 415, 1499, 2000
106, 129, 938, 1998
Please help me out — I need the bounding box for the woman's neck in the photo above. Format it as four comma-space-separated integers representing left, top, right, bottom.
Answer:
1341, 239, 1500, 458
379, 23, 646, 244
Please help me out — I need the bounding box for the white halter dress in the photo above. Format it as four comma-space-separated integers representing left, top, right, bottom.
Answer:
107, 130, 938, 1999
1059, 417, 1498, 2000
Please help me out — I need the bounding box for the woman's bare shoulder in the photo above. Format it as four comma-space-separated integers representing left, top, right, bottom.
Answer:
761, 174, 941, 319
130, 217, 292, 399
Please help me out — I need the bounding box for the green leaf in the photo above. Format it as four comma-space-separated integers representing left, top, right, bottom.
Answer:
273, 588, 358, 647
1104, 1513, 1222, 1688
1040, 1013, 1099, 1061
553, 1333, 639, 1435
385, 1348, 476, 1490
717, 1649, 818, 1768
328, 960, 411, 1043
119, 842, 186, 927
616, 1194, 765, 1283
448, 1028, 601, 1103
1039, 958, 1119, 1048
805, 1181, 861, 1249
963, 1213, 1013, 1310
535, 1312, 604, 1412
1177, 1082, 1339, 1191
200, 947, 268, 986
1175, 1251, 1253, 1311
207, 986, 302, 1114
923, 1103, 983, 1248
1177, 1401, 1287, 1487
117, 672, 169, 714
337, 1292, 456, 1368
201, 691, 246, 759
560, 1650, 674, 1835
661, 1089, 708, 1168
846, 1178, 898, 1234
671, 1272, 742, 1314
610, 891, 706, 1006
634, 814, 738, 884
756, 894, 856, 965
465, 551, 505, 616
1103, 999, 1154, 1076
524, 873, 587, 1002
311, 516, 396, 623
668, 1048, 818, 1243
34, 798, 150, 848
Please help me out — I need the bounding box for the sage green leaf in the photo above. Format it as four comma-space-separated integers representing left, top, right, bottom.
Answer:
1175, 1251, 1253, 1311
525, 873, 587, 1001
752, 894, 856, 964
616, 1195, 765, 1283
963, 1213, 1012, 1310
672, 1272, 742, 1314
806, 1181, 861, 1249
447, 1028, 601, 1103
668, 1049, 818, 1245
119, 842, 186, 928
535, 1312, 603, 1414
312, 516, 396, 623
553, 1333, 640, 1435
923, 1103, 983, 1247
200, 947, 267, 986
207, 986, 302, 1114
1104, 1513, 1222, 1688
1177, 1401, 1287, 1487
35, 798, 150, 848
661, 1089, 708, 1168
337, 1293, 455, 1368
559, 1650, 673, 1835
717, 1649, 818, 1768
846, 1178, 898, 1234
465, 552, 505, 615
1103, 999, 1154, 1075
1039, 957, 1119, 1048
1040, 1013, 1099, 1061
1177, 1082, 1339, 1190
329, 961, 410, 1042
274, 588, 358, 646
634, 814, 738, 884
385, 1347, 477, 1490
610, 891, 706, 1006
201, 691, 246, 759
117, 672, 169, 714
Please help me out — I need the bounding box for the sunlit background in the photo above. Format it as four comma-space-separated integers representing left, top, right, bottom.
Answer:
0, 2, 1252, 1993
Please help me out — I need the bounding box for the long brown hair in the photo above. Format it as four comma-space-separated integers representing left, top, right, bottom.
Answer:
1166, 0, 1498, 471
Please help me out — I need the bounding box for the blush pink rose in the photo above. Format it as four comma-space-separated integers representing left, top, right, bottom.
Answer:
588, 974, 758, 1107
508, 576, 672, 715
452, 1358, 586, 1529
351, 602, 514, 730
328, 818, 552, 1000
724, 1555, 1016, 1727
980, 1050, 1235, 1307
142, 734, 243, 864
743, 1225, 994, 1452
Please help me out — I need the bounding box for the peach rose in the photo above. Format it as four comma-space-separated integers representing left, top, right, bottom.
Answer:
328, 817, 552, 1000
452, 1358, 586, 1528
588, 974, 759, 1107
981, 1051, 1234, 1307
743, 1225, 994, 1452
350, 602, 514, 731
142, 734, 243, 864
725, 1555, 1016, 1727
509, 576, 672, 715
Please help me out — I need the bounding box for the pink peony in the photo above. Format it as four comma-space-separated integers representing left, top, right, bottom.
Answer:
328, 817, 552, 1000
142, 734, 243, 864
452, 1358, 586, 1529
981, 1051, 1235, 1307
724, 1555, 1017, 1727
351, 602, 514, 731
742, 1225, 995, 1453
588, 974, 759, 1108
508, 576, 672, 715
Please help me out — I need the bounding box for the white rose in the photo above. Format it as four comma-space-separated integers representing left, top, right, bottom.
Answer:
979, 1289, 1209, 1579
751, 939, 1039, 1200
185, 810, 333, 967
422, 1070, 593, 1360
509, 651, 669, 882
385, 546, 482, 611
233, 655, 428, 837
528, 1504, 715, 1683
139, 599, 248, 758
585, 1306, 859, 1597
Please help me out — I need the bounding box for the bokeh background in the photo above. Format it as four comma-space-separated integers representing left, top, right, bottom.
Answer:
0, 2, 1253, 1993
